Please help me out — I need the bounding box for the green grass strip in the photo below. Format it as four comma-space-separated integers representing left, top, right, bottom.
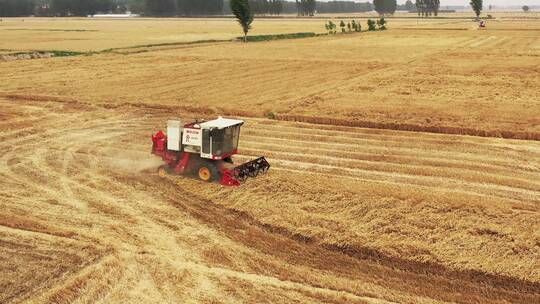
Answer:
4, 28, 98, 32
1, 32, 323, 60
242, 32, 317, 42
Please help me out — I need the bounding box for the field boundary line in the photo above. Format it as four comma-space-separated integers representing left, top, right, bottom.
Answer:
0, 31, 323, 60
3, 92, 539, 141
275, 114, 540, 141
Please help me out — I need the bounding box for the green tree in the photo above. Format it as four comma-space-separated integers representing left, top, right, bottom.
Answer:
51, 0, 69, 16
415, 0, 423, 16
230, 0, 253, 42
428, 0, 440, 16
329, 20, 336, 33
470, 0, 482, 19
0, 0, 35, 17
377, 17, 387, 30
145, 0, 176, 16
269, 0, 282, 15
176, 0, 223, 15
404, 0, 414, 11
374, 0, 396, 16
339, 20, 346, 32
127, 0, 145, 13
325, 20, 337, 34
49, 0, 114, 16
415, 0, 440, 17
522, 5, 529, 12
295, 0, 315, 16
367, 19, 376, 31
317, 1, 373, 13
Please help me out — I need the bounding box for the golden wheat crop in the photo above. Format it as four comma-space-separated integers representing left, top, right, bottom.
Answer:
2, 13, 538, 52
0, 17, 329, 52
1, 17, 539, 138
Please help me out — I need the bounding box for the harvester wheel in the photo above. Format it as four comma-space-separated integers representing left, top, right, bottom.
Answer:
157, 165, 171, 177
197, 163, 218, 182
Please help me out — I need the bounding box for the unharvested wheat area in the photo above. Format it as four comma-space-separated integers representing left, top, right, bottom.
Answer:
0, 13, 539, 304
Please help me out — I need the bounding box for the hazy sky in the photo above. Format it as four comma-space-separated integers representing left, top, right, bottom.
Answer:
434, 0, 539, 4
320, 1, 540, 5
396, 0, 540, 4
312, 0, 540, 5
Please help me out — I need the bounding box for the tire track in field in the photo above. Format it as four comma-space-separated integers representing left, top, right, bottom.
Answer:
0, 101, 144, 302
0, 99, 395, 303
149, 174, 540, 304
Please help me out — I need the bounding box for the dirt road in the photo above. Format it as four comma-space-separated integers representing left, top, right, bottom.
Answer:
1, 97, 539, 303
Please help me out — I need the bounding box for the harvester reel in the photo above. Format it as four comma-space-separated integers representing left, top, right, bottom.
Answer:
231, 157, 270, 183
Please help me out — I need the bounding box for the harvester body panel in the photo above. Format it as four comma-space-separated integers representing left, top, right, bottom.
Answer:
166, 119, 182, 151
152, 117, 269, 186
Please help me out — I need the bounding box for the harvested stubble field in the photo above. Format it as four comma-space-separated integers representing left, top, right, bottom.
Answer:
1, 96, 539, 304
1, 16, 540, 304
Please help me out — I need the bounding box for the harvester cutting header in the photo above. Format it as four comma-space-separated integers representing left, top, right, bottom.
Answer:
151, 117, 270, 186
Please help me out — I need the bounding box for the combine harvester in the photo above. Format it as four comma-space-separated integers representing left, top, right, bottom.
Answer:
151, 117, 270, 186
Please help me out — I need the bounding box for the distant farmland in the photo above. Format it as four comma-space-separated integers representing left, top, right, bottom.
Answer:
1, 16, 539, 138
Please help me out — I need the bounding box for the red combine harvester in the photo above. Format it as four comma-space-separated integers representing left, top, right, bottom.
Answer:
151, 117, 270, 186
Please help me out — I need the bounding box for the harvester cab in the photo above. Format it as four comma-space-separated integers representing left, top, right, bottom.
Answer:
151, 117, 270, 186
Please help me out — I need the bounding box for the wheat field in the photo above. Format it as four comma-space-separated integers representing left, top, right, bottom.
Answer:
1, 16, 539, 139
1, 13, 539, 51
1, 15, 539, 303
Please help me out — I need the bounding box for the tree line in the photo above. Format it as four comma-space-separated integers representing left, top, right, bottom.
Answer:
373, 0, 396, 15
145, 0, 225, 16
1, 0, 41, 16
294, 0, 315, 16
50, 0, 117, 16
317, 1, 372, 14
1, 0, 135, 16
0, 0, 488, 17
224, 0, 284, 16
0, 0, 387, 17
398, 0, 415, 11
415, 0, 440, 17
325, 17, 387, 34
242, 0, 379, 16
0, 0, 269, 16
